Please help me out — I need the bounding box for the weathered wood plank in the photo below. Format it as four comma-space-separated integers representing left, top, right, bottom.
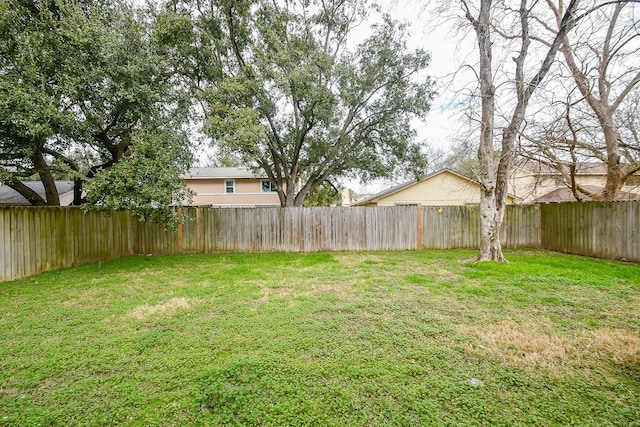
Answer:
3, 202, 640, 282
0, 209, 9, 281
540, 201, 640, 262
14, 208, 25, 279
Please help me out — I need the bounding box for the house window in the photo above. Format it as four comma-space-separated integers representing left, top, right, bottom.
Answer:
261, 180, 276, 193
225, 180, 235, 193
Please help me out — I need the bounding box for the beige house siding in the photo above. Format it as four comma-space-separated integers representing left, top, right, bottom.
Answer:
184, 171, 281, 207
508, 171, 563, 202
355, 163, 640, 207
186, 178, 280, 206
508, 164, 640, 203
357, 170, 516, 207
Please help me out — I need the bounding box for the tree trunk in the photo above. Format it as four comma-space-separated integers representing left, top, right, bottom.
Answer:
35, 153, 60, 205
280, 176, 298, 207
596, 117, 624, 201
471, 0, 579, 261
73, 178, 84, 205
468, 0, 504, 261
556, 2, 628, 201
478, 186, 506, 261
8, 177, 47, 206
7, 152, 61, 206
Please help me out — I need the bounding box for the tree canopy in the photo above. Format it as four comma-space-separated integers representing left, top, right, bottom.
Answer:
0, 0, 193, 222
164, 0, 434, 207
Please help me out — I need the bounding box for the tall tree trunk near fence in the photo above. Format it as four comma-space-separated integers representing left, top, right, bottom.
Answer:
464, 0, 580, 261
465, 0, 505, 261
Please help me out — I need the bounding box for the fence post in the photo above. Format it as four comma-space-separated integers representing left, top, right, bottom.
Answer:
177, 207, 183, 253
196, 207, 202, 252
417, 204, 423, 250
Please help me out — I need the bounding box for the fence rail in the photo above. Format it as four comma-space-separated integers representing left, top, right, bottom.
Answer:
1, 201, 638, 282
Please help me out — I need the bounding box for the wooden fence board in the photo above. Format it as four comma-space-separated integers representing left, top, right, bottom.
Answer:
541, 201, 640, 262
2, 202, 639, 282
15, 209, 24, 279
0, 209, 9, 281
423, 206, 480, 249
503, 205, 541, 248
23, 209, 33, 276
630, 202, 639, 261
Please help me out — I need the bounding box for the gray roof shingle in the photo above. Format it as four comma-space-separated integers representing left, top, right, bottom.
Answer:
0, 181, 74, 205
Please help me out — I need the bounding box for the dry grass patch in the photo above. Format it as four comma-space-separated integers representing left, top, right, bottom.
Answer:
434, 267, 466, 284
255, 281, 358, 303
458, 319, 575, 374
333, 252, 382, 267
126, 297, 202, 321
587, 328, 640, 367
61, 287, 112, 308
459, 319, 640, 376
302, 282, 359, 299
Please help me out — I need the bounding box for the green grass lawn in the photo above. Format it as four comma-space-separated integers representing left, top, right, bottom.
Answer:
1, 249, 639, 426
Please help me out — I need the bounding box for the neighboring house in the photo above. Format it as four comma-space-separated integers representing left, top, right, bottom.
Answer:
532, 186, 640, 203
0, 181, 75, 206
509, 160, 640, 203
351, 169, 517, 207
183, 167, 281, 207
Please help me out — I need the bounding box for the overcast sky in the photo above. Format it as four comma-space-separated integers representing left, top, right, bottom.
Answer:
382, 0, 465, 148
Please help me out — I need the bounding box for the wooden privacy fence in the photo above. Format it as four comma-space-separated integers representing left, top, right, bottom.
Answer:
139, 206, 420, 254
421, 205, 540, 249
116, 205, 540, 255
541, 202, 640, 262
0, 207, 139, 282
1, 202, 638, 282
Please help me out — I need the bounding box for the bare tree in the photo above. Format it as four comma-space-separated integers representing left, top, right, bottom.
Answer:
521, 0, 640, 200
460, 0, 581, 261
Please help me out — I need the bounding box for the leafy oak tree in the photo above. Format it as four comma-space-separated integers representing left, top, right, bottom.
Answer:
165, 0, 434, 207
302, 182, 342, 207
0, 0, 192, 222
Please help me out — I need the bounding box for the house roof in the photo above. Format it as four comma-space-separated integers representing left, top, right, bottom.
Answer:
352, 179, 418, 206
514, 160, 608, 175
0, 181, 74, 205
183, 167, 266, 180
353, 169, 499, 206
534, 186, 640, 203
